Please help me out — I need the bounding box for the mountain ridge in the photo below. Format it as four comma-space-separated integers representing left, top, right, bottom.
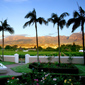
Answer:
0, 33, 84, 48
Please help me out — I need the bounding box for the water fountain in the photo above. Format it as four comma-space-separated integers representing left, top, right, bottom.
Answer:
0, 63, 7, 73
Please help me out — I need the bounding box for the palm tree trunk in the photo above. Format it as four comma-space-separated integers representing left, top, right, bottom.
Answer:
81, 22, 85, 65
35, 22, 39, 62
2, 30, 4, 61
57, 25, 60, 65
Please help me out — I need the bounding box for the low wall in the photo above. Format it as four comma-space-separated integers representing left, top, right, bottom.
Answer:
2, 54, 84, 64
3, 54, 19, 63
4, 55, 15, 62
25, 55, 84, 64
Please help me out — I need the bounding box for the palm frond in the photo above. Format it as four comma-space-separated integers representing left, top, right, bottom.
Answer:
60, 12, 69, 19
48, 18, 57, 26
23, 19, 34, 28
37, 17, 47, 25
73, 11, 80, 18
0, 19, 14, 33
72, 21, 80, 32
51, 13, 58, 19
0, 26, 3, 31
59, 20, 66, 29
25, 9, 36, 20
25, 12, 36, 19
5, 27, 14, 34
66, 18, 75, 28
79, 7, 85, 15
32, 8, 36, 16
48, 18, 53, 22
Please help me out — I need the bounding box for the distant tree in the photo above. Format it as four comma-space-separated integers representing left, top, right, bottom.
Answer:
0, 46, 2, 49
76, 45, 81, 51
67, 6, 85, 64
38, 46, 43, 51
5, 45, 12, 49
46, 47, 55, 51
48, 12, 69, 65
12, 45, 18, 50
0, 19, 14, 61
60, 44, 80, 52
23, 9, 47, 62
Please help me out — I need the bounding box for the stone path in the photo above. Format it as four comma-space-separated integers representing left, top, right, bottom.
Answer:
0, 63, 25, 76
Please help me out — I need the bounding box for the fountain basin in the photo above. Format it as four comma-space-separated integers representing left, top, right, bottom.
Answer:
0, 63, 7, 73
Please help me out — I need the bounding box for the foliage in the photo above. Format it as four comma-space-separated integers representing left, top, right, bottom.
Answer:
19, 55, 25, 63
63, 52, 83, 56
5, 71, 81, 85
67, 54, 73, 64
60, 44, 81, 52
19, 55, 25, 59
47, 56, 54, 63
30, 62, 74, 69
4, 43, 81, 52
5, 45, 12, 49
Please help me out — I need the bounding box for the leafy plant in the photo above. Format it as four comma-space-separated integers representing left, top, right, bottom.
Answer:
68, 54, 73, 64
47, 56, 54, 63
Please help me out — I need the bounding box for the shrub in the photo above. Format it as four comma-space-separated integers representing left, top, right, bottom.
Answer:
19, 55, 25, 59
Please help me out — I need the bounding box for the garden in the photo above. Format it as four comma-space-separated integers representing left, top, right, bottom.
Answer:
0, 61, 85, 85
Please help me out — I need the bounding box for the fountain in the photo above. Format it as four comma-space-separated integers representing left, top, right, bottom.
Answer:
0, 63, 7, 73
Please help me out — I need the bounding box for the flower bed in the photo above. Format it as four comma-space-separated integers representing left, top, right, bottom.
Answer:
29, 62, 79, 74
4, 72, 82, 85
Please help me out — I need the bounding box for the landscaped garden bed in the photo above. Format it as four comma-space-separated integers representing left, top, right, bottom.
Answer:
1, 72, 82, 85
29, 62, 79, 74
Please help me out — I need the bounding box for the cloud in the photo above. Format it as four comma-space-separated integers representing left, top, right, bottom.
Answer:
45, 32, 57, 36
4, 34, 31, 38
4, 0, 28, 2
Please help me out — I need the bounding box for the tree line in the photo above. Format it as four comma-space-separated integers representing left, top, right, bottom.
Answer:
2, 43, 81, 52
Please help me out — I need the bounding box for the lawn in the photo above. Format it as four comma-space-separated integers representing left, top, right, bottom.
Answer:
0, 61, 15, 65
11, 64, 32, 73
75, 64, 85, 76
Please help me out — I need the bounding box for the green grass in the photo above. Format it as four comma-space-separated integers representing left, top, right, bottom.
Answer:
0, 50, 83, 56
75, 64, 85, 76
11, 64, 32, 73
0, 75, 14, 78
0, 61, 15, 65
0, 50, 58, 56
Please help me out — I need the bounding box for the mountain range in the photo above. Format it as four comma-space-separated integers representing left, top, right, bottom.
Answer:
0, 33, 84, 48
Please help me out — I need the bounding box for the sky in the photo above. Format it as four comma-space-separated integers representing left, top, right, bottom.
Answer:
0, 0, 85, 37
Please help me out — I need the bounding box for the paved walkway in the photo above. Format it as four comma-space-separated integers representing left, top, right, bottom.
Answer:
0, 63, 25, 76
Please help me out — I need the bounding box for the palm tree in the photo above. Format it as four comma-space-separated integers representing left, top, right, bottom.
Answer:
66, 6, 85, 65
23, 9, 47, 62
0, 19, 14, 61
48, 12, 69, 65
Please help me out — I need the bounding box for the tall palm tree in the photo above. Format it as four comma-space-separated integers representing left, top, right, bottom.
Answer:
67, 6, 85, 65
23, 9, 47, 62
48, 12, 69, 65
0, 19, 14, 61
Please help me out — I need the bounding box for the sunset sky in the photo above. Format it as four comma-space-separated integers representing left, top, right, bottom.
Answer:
0, 0, 85, 37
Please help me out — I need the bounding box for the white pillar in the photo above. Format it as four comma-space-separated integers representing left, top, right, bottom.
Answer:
25, 54, 30, 64
14, 54, 19, 63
